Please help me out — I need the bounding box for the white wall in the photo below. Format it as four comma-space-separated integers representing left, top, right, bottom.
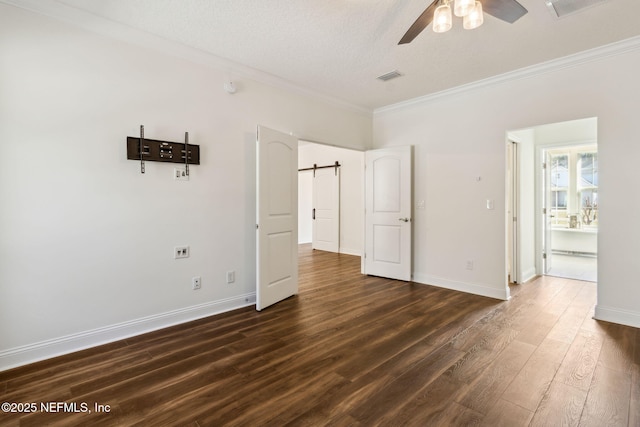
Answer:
298, 142, 364, 255
298, 159, 313, 244
552, 230, 597, 254
373, 37, 640, 328
0, 4, 371, 370
534, 118, 598, 145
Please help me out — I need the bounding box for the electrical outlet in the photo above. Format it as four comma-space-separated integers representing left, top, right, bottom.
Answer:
226, 271, 235, 284
174, 167, 189, 181
174, 246, 190, 259
192, 276, 201, 290
466, 260, 474, 270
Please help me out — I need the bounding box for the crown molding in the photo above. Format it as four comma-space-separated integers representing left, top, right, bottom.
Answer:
5, 0, 640, 118
0, 0, 372, 116
374, 35, 640, 116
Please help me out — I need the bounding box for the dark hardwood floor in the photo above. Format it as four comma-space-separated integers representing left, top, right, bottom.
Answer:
1, 244, 638, 426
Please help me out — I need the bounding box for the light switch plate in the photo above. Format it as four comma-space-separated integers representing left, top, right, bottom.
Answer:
486, 199, 495, 210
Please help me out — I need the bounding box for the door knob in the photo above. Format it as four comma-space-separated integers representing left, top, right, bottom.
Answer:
398, 218, 410, 222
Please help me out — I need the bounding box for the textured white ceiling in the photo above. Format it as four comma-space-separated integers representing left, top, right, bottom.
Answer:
18, 0, 640, 110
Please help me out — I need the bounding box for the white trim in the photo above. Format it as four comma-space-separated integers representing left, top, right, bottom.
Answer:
519, 267, 538, 284
536, 139, 598, 150
0, 293, 256, 372
412, 273, 510, 301
594, 304, 640, 329
339, 246, 361, 256
0, 0, 370, 116
375, 36, 640, 115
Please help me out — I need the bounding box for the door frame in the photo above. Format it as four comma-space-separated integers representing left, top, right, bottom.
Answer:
507, 119, 598, 285
543, 149, 553, 274
507, 140, 520, 283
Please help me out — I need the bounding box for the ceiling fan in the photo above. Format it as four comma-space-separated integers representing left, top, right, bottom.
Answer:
398, 0, 528, 44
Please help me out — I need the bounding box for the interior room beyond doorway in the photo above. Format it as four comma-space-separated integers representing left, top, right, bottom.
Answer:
298, 141, 364, 256
507, 117, 598, 284
544, 144, 598, 282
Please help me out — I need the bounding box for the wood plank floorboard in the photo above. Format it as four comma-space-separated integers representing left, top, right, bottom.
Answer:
1, 244, 638, 426
529, 381, 588, 426
481, 398, 534, 426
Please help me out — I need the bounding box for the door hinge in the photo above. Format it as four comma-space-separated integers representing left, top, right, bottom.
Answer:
542, 162, 547, 170
256, 224, 259, 229
543, 252, 547, 259
543, 208, 546, 215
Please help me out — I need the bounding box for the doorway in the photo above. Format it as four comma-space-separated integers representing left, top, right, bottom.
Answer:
507, 117, 598, 284
298, 141, 364, 256
298, 142, 414, 283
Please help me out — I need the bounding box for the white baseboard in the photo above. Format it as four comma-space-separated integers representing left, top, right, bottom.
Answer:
0, 293, 256, 372
519, 267, 537, 284
594, 304, 640, 329
412, 273, 510, 301
339, 247, 361, 256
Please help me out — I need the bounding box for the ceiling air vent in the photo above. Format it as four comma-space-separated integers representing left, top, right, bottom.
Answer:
545, 0, 608, 18
377, 70, 403, 82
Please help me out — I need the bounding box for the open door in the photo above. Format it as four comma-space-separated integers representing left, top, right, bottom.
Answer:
364, 146, 412, 281
256, 125, 298, 311
543, 151, 553, 274
508, 141, 519, 283
312, 166, 340, 252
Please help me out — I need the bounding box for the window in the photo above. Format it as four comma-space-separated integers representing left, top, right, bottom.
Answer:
547, 146, 598, 229
578, 152, 598, 227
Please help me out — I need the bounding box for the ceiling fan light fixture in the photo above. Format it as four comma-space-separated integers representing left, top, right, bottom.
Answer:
454, 0, 475, 17
433, 3, 453, 33
463, 1, 484, 29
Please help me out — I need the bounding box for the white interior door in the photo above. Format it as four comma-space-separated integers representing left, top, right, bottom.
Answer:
543, 151, 553, 274
312, 166, 340, 252
256, 125, 298, 311
364, 146, 412, 281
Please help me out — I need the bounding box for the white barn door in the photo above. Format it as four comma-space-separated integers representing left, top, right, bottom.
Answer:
364, 146, 412, 281
256, 125, 298, 311
312, 166, 340, 253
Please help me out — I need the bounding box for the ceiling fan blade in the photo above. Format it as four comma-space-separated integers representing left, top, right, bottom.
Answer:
398, 1, 439, 45
482, 0, 528, 23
